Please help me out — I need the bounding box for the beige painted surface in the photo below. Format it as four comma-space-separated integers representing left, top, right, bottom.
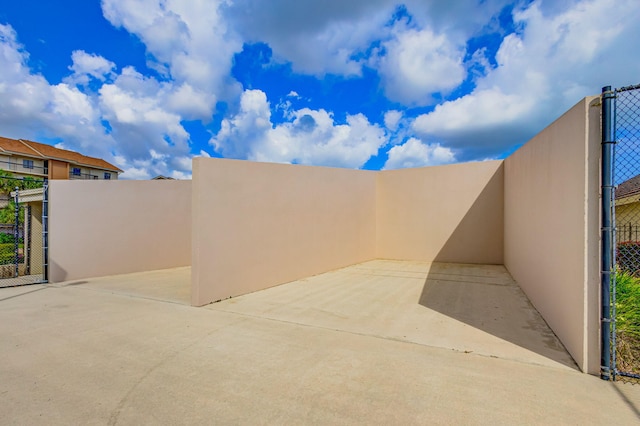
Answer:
27, 202, 43, 275
504, 96, 601, 374
191, 158, 376, 306
49, 180, 191, 282
376, 161, 504, 264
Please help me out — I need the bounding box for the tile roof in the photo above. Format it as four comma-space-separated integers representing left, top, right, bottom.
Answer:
0, 136, 122, 173
0, 136, 42, 157
616, 173, 640, 199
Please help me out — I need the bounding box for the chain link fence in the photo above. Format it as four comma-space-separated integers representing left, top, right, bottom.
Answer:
0, 175, 47, 288
612, 84, 640, 382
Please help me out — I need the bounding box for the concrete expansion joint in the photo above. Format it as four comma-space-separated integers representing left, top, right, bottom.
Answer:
427, 278, 515, 287
48, 282, 190, 306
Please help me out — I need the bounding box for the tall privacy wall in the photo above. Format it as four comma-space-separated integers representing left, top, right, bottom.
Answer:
377, 161, 504, 264
191, 158, 377, 306
49, 180, 192, 282
504, 96, 601, 374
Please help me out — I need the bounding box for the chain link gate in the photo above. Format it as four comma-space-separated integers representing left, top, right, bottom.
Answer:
602, 84, 640, 382
0, 175, 48, 288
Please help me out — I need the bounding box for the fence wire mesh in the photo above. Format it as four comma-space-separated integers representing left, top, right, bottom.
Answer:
613, 84, 640, 383
0, 175, 47, 288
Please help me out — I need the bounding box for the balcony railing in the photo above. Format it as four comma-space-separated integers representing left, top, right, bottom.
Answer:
0, 159, 47, 176
69, 172, 99, 180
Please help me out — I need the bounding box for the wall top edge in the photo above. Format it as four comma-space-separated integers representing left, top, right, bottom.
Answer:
378, 159, 504, 175
194, 157, 504, 175
506, 95, 598, 161
48, 179, 192, 185
193, 157, 378, 174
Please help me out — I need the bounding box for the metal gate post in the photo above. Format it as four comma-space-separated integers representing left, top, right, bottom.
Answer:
13, 186, 19, 278
25, 205, 31, 276
42, 179, 48, 283
601, 86, 616, 380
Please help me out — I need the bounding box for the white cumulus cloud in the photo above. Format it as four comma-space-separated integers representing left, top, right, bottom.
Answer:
0, 24, 116, 158
213, 89, 387, 168
66, 50, 116, 85
98, 67, 192, 161
384, 137, 455, 170
384, 110, 403, 131
0, 22, 205, 179
410, 0, 640, 160
375, 26, 466, 105
225, 0, 510, 79
101, 0, 241, 99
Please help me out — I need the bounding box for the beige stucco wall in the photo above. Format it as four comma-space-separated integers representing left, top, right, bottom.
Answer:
49, 180, 191, 282
376, 161, 504, 264
616, 199, 640, 242
27, 202, 43, 275
191, 158, 377, 306
504, 96, 601, 374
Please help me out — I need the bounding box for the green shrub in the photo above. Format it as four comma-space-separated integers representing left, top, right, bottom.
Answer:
0, 243, 19, 265
618, 242, 640, 276
616, 270, 640, 339
0, 233, 14, 244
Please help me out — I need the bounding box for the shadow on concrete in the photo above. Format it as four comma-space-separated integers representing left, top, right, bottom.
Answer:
420, 165, 578, 370
59, 281, 89, 287
0, 286, 47, 302
612, 382, 640, 420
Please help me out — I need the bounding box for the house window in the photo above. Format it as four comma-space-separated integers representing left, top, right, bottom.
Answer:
104, 172, 111, 180
23, 159, 34, 169
72, 167, 81, 176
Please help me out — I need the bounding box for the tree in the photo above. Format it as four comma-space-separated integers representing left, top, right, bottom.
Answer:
0, 201, 18, 224
0, 170, 20, 194
21, 176, 44, 190
0, 171, 44, 225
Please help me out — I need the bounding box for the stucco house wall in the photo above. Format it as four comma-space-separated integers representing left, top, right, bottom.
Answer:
616, 196, 640, 242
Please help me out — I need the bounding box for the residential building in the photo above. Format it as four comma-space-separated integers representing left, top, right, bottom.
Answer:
0, 136, 122, 180
616, 173, 640, 242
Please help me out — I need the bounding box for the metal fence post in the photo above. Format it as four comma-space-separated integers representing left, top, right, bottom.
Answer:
25, 205, 31, 276
13, 186, 19, 278
42, 179, 48, 283
601, 85, 616, 380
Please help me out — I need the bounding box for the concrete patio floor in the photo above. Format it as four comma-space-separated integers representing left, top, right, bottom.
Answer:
1, 260, 639, 424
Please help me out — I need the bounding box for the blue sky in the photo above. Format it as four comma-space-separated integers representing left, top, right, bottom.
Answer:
0, 0, 638, 179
